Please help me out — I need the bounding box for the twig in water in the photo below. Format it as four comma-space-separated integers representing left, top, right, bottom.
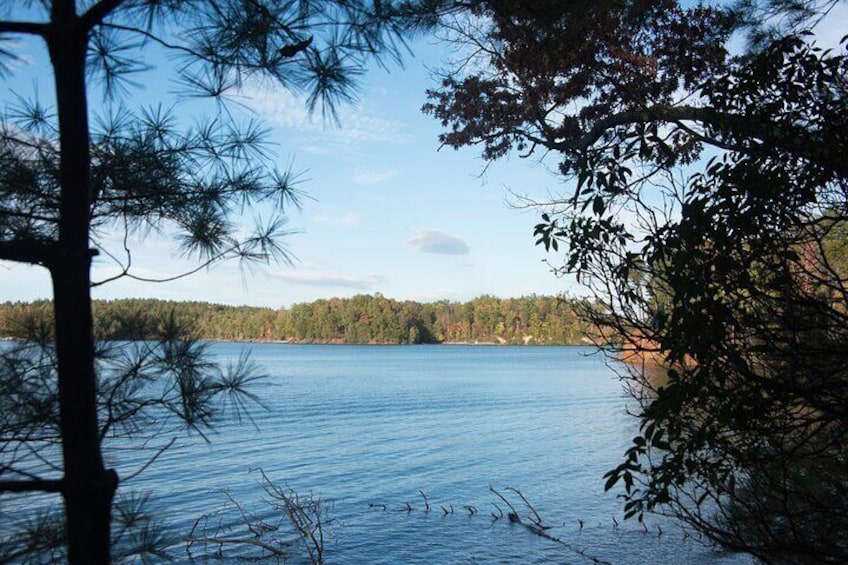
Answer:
505, 486, 546, 529
492, 486, 613, 565
185, 469, 332, 564
488, 486, 520, 523
490, 503, 503, 521
184, 535, 289, 557
256, 469, 330, 565
381, 487, 614, 565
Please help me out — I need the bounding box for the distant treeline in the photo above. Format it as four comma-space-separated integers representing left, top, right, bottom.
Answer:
0, 294, 590, 345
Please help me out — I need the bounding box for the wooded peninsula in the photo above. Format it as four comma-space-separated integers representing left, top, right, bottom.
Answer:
0, 294, 589, 345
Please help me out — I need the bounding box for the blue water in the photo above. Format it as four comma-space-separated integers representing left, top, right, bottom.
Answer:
11, 344, 753, 563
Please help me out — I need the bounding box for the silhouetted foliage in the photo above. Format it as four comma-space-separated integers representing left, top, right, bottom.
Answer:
425, 1, 848, 561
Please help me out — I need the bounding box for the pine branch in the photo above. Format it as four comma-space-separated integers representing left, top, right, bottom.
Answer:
81, 0, 126, 31
0, 478, 63, 493
0, 20, 48, 36
0, 239, 57, 266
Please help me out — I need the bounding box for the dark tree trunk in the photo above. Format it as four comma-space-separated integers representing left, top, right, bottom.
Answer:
47, 2, 117, 563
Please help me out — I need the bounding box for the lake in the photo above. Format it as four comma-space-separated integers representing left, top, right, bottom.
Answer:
23, 344, 753, 563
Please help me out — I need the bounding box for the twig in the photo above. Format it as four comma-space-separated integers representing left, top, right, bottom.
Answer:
491, 503, 503, 521
505, 486, 546, 529
182, 536, 288, 556
377, 487, 615, 565
186, 469, 331, 564
491, 486, 614, 565
488, 486, 520, 523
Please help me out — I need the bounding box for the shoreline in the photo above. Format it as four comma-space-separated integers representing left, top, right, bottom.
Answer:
1, 335, 585, 347
216, 339, 583, 346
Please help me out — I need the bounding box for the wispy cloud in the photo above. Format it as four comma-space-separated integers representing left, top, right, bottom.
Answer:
408, 229, 470, 255
269, 269, 384, 290
311, 210, 360, 226
239, 85, 412, 145
352, 168, 399, 186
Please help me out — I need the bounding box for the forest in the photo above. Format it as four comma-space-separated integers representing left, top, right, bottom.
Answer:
0, 294, 589, 345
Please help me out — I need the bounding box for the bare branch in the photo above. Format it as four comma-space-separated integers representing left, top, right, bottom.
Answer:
183, 535, 288, 556
120, 437, 177, 483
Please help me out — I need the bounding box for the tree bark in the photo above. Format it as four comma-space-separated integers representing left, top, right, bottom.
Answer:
47, 2, 117, 563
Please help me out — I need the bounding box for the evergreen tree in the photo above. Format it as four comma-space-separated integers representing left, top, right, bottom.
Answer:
0, 2, 435, 562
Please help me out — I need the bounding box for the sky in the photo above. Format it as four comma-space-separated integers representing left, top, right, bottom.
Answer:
0, 14, 575, 309
2, 4, 845, 310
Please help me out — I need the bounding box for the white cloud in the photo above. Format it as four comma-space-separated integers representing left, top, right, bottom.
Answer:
239, 84, 413, 145
299, 144, 331, 155
352, 168, 399, 186
268, 269, 384, 290
408, 229, 470, 255
311, 210, 360, 226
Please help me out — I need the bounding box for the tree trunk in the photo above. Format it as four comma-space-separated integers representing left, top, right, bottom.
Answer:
47, 3, 117, 563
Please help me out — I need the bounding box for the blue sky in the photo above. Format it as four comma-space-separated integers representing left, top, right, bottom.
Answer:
0, 26, 574, 309
3, 5, 844, 309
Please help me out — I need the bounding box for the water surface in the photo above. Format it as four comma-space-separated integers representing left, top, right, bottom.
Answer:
114, 345, 749, 563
